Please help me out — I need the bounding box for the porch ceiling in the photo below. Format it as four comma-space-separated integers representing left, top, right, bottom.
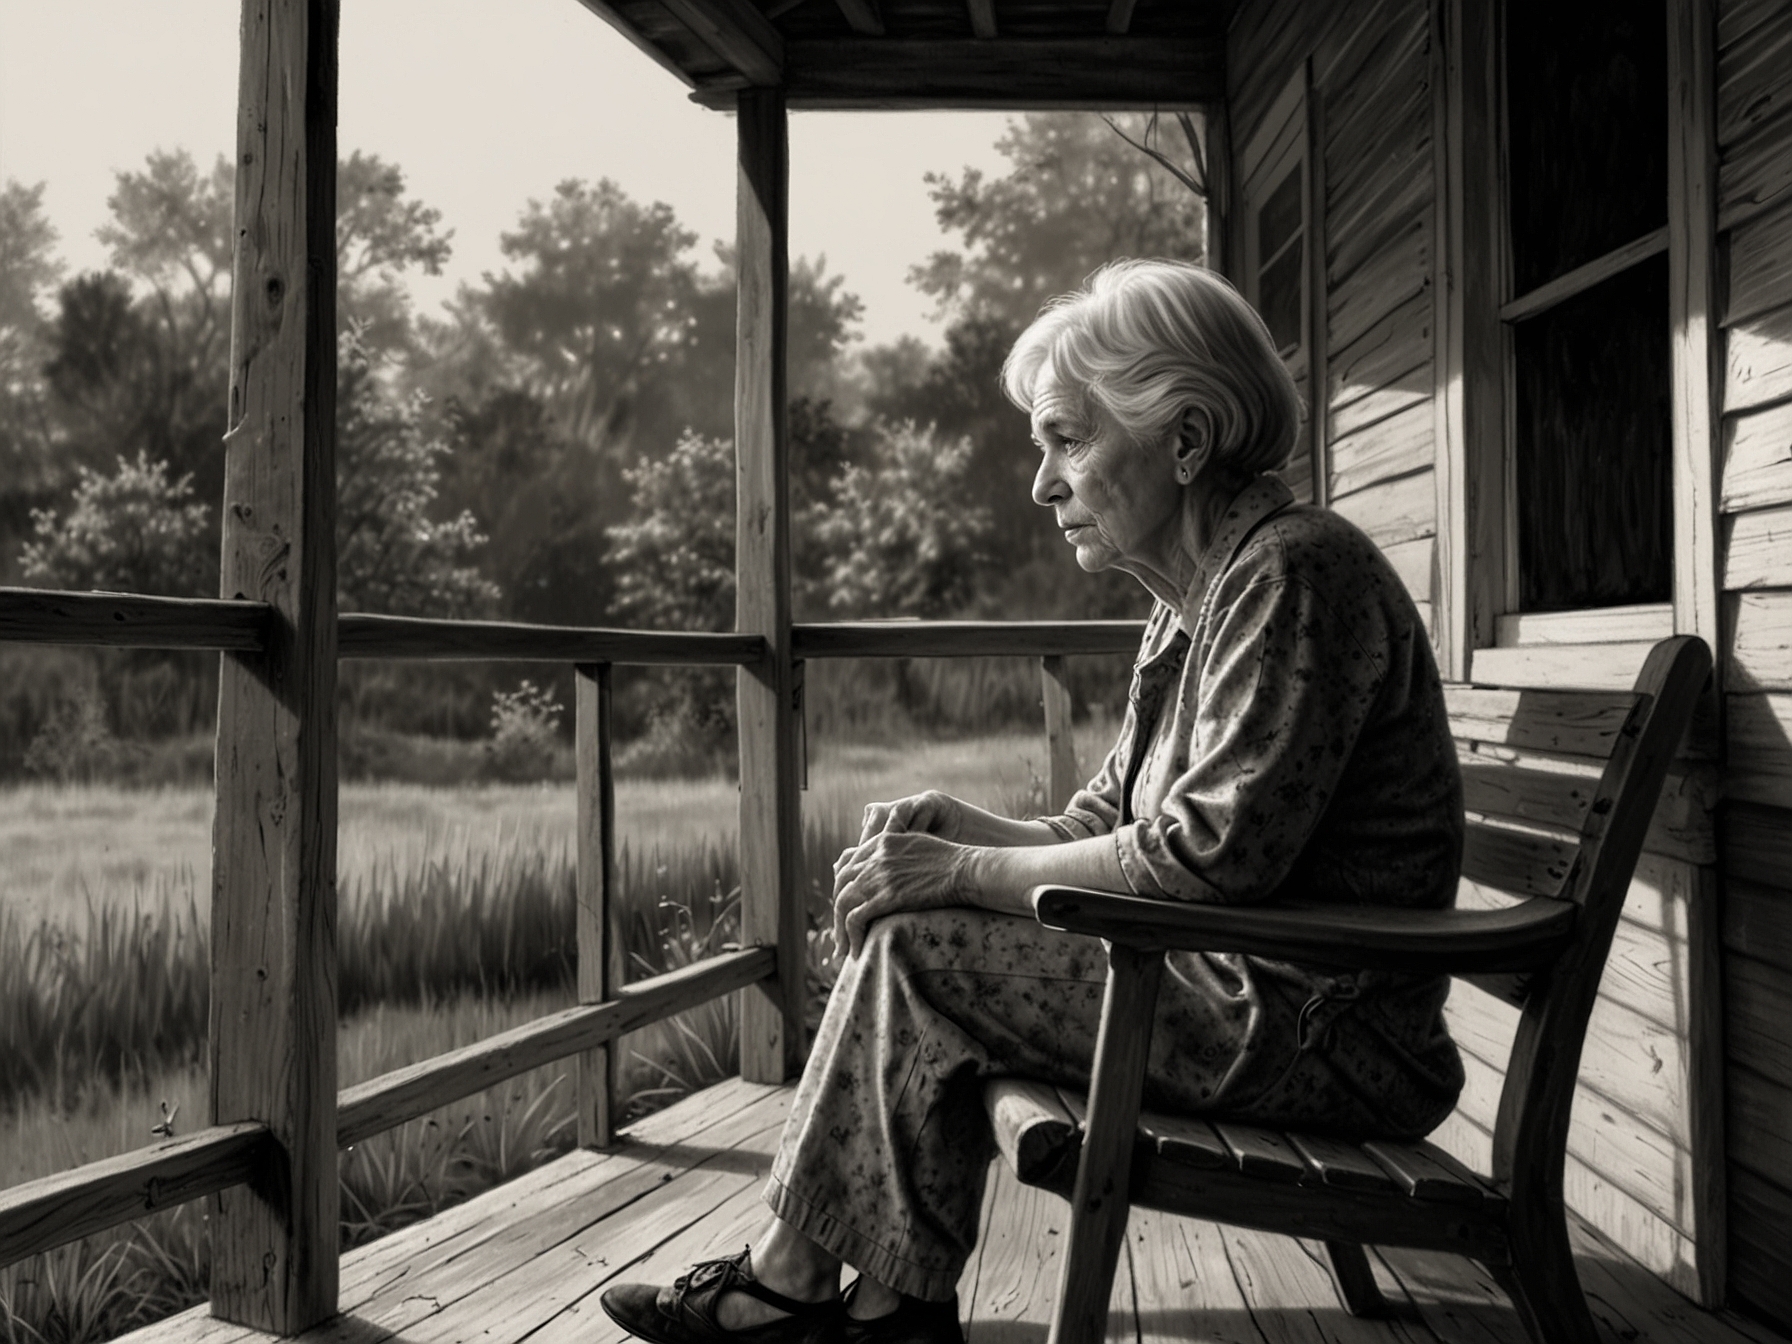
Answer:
573, 0, 1231, 108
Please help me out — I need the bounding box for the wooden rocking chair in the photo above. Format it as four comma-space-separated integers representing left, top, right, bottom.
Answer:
983, 634, 1711, 1344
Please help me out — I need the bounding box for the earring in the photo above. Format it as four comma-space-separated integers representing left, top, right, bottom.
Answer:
1177, 464, 1192, 484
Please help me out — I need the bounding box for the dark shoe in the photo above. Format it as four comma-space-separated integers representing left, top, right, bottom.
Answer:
601, 1248, 843, 1344
840, 1279, 964, 1344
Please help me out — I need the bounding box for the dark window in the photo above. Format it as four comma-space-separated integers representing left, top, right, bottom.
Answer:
1513, 254, 1672, 611
1505, 0, 1667, 294
1256, 167, 1303, 355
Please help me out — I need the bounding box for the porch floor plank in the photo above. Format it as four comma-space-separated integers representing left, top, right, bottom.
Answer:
111, 1080, 1786, 1344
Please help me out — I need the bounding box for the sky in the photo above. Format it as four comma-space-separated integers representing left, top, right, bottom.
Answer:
0, 0, 1018, 347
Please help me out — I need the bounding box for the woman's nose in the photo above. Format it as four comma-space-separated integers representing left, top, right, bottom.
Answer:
1032, 451, 1068, 507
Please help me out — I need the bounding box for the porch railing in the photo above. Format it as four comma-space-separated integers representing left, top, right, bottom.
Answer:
0, 584, 1143, 1284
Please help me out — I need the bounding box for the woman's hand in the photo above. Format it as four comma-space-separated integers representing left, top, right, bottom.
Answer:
858, 790, 967, 843
831, 831, 978, 958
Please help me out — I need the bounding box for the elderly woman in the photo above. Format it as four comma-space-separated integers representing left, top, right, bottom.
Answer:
601, 259, 1463, 1344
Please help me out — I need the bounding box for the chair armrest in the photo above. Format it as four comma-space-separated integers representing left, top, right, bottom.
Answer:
1029, 885, 1576, 974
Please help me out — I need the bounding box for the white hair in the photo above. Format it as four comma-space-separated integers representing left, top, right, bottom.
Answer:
1001, 259, 1302, 479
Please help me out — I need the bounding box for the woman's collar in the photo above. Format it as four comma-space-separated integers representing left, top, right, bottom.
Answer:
1176, 474, 1295, 626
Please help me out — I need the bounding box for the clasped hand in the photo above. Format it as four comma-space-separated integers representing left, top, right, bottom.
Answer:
830, 792, 978, 959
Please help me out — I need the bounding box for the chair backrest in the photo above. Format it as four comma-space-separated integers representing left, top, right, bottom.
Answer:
1444, 637, 1711, 1197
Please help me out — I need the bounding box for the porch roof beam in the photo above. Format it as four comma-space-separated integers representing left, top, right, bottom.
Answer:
692, 36, 1224, 109
661, 0, 784, 84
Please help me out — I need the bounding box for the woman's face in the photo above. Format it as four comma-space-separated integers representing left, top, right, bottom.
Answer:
1029, 374, 1182, 576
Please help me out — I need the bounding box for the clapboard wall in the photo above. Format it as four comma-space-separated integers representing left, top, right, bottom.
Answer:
1227, 0, 1729, 1306
1228, 0, 1440, 640
1715, 0, 1792, 1325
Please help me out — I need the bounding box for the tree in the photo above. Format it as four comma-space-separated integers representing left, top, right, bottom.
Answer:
335, 337, 498, 617
0, 181, 65, 577
19, 451, 212, 597
816, 421, 991, 618
337, 150, 454, 358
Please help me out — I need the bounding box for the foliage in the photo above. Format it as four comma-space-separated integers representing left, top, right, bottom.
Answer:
336, 150, 455, 358
335, 337, 499, 617
607, 431, 738, 635
816, 421, 991, 618
19, 451, 212, 598
19, 688, 135, 786
482, 680, 567, 784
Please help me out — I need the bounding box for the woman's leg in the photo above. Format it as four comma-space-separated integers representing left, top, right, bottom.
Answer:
764, 907, 1115, 1303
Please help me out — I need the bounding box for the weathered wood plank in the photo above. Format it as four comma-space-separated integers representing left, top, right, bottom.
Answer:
338, 614, 764, 665
1717, 3, 1792, 149
1721, 106, 1792, 230
1729, 1063, 1792, 1201
1379, 536, 1435, 608
1040, 654, 1079, 813
1459, 747, 1715, 865
1124, 1209, 1267, 1344
1670, 0, 1724, 663
1222, 1223, 1429, 1344
1726, 949, 1792, 1095
659, 0, 782, 84
1727, 1168, 1792, 1330
0, 1124, 272, 1271
1324, 290, 1431, 424
1327, 212, 1431, 354
1726, 693, 1792, 807
1466, 640, 1659, 692
0, 588, 269, 651
1325, 64, 1432, 283
1727, 592, 1792, 691
1446, 683, 1634, 757
336, 949, 774, 1148
1330, 467, 1436, 548
1721, 399, 1792, 512
1722, 874, 1792, 967
1491, 603, 1674, 648
575, 664, 623, 1149
1460, 819, 1576, 897
1722, 503, 1792, 588
1328, 398, 1432, 499
1726, 198, 1792, 328
734, 88, 805, 1086
209, 0, 341, 1328
1725, 799, 1792, 887
696, 37, 1225, 110
1727, 304, 1792, 421
1720, 0, 1792, 52
791, 619, 1145, 659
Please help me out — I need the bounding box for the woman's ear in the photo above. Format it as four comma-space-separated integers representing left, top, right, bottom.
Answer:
1173, 407, 1211, 483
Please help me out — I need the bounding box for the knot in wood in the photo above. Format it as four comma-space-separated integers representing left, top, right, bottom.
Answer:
265, 275, 284, 307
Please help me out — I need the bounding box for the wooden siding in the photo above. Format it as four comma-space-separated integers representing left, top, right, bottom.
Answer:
1230, 0, 1735, 1305
1717, 0, 1792, 1323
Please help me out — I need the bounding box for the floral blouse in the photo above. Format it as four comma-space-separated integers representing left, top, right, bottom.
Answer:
1041, 473, 1466, 1124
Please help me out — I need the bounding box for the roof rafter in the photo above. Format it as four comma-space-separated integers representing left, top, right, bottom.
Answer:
967, 0, 998, 38
660, 0, 784, 84
1106, 0, 1139, 34
692, 36, 1223, 109
835, 0, 885, 35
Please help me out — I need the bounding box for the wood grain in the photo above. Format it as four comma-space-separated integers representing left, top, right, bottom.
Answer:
1727, 593, 1792, 692
0, 1124, 271, 1270
574, 664, 623, 1149
1726, 198, 1792, 327
1040, 655, 1079, 813
335, 948, 773, 1148
1722, 503, 1792, 588
792, 619, 1144, 659
689, 37, 1225, 110
338, 613, 763, 665
1719, 104, 1792, 228
1721, 399, 1792, 512
734, 89, 804, 1086
658, 0, 782, 83
1327, 399, 1433, 499
1330, 467, 1436, 548
208, 0, 341, 1328
1726, 693, 1792, 807
1725, 301, 1792, 414
1725, 799, 1792, 887
0, 588, 268, 651
1467, 640, 1659, 691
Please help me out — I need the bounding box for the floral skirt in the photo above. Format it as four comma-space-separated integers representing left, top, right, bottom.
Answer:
764, 907, 1460, 1301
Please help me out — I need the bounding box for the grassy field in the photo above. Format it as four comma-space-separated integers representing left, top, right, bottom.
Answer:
0, 726, 1116, 1343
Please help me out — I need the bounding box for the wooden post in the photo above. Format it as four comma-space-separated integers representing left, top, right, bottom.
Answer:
1304, 56, 1329, 509
1431, 0, 1505, 682
1040, 655, 1078, 813
576, 663, 623, 1147
735, 87, 805, 1083
208, 0, 340, 1330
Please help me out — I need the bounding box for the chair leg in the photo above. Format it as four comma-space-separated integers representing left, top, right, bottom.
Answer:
1047, 943, 1164, 1344
1492, 1209, 1599, 1344
1322, 1241, 1387, 1317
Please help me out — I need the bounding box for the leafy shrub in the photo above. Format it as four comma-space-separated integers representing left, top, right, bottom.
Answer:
481, 680, 567, 783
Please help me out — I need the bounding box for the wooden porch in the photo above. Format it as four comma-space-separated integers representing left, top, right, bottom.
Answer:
115, 1077, 1787, 1344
